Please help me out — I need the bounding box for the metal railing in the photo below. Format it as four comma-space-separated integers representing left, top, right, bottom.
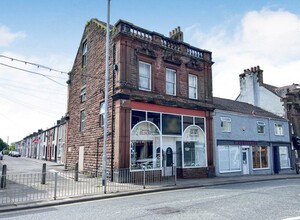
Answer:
0, 167, 176, 206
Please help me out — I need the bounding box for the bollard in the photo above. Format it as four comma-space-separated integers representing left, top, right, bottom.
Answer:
75, 162, 79, 182
174, 166, 177, 186
41, 163, 46, 184
1, 165, 7, 189
53, 172, 58, 200
143, 165, 146, 189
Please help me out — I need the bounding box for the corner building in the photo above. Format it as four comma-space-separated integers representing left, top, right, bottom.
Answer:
66, 19, 214, 178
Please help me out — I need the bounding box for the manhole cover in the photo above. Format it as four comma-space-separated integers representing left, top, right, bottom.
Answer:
149, 207, 181, 215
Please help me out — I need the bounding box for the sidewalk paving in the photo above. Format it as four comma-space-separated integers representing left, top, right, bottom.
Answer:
1, 171, 299, 213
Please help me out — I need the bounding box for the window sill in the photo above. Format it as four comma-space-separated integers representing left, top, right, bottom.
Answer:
219, 170, 241, 173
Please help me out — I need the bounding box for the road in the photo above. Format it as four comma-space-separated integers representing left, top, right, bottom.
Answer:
0, 155, 64, 173
1, 179, 300, 220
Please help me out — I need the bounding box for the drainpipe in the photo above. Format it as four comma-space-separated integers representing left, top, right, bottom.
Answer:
111, 43, 116, 181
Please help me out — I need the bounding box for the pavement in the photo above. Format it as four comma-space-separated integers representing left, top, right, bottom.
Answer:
1, 157, 300, 213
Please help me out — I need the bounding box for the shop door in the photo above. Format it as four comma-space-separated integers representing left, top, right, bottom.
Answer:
242, 149, 250, 175
163, 146, 175, 176
273, 147, 280, 174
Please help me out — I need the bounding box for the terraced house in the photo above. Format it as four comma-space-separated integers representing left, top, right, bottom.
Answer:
66, 19, 214, 178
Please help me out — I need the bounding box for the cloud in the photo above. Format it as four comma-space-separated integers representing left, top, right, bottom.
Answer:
185, 8, 300, 99
0, 25, 26, 47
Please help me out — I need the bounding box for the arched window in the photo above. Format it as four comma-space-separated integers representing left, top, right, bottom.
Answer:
183, 125, 206, 167
131, 121, 161, 169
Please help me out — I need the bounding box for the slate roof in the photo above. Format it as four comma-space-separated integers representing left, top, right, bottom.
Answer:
213, 97, 285, 120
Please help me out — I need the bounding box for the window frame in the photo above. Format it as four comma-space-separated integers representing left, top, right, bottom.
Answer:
80, 109, 85, 132
99, 102, 105, 127
275, 123, 284, 136
252, 146, 269, 169
221, 117, 231, 133
279, 146, 290, 168
218, 145, 241, 173
82, 40, 87, 68
138, 61, 151, 91
80, 87, 86, 103
188, 74, 198, 99
166, 68, 176, 96
257, 121, 265, 134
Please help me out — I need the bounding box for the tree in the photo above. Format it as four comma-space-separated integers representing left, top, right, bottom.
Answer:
9, 142, 16, 151
0, 138, 8, 151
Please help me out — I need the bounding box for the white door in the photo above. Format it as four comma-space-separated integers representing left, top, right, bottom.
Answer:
242, 149, 249, 175
163, 146, 175, 176
79, 146, 84, 172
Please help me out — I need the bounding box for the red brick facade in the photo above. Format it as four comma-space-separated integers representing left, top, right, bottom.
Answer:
66, 19, 214, 178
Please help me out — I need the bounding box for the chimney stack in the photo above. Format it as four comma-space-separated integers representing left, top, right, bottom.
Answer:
169, 26, 183, 42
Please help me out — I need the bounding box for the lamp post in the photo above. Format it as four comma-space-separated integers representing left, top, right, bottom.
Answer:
102, 0, 111, 194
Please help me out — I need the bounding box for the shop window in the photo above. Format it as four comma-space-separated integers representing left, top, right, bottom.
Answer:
195, 117, 205, 132
147, 112, 160, 128
131, 110, 146, 128
279, 146, 290, 168
218, 146, 241, 172
139, 61, 151, 91
252, 146, 268, 169
162, 114, 181, 135
166, 68, 176, 96
183, 126, 206, 167
131, 122, 160, 170
221, 117, 231, 132
257, 121, 265, 134
188, 74, 198, 99
275, 124, 284, 136
183, 116, 193, 130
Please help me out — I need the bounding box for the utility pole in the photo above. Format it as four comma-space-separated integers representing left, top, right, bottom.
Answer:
7, 136, 9, 146
102, 0, 110, 194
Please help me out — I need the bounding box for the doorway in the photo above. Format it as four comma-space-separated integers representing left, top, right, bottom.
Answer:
163, 146, 175, 176
273, 146, 280, 174
242, 148, 250, 175
79, 146, 84, 172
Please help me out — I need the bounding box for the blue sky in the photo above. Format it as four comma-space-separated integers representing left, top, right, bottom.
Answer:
0, 0, 300, 143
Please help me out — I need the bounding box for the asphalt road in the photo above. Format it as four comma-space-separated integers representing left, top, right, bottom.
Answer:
0, 155, 63, 173
1, 179, 300, 220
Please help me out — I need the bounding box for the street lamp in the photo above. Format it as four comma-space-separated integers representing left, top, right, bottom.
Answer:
102, 0, 111, 194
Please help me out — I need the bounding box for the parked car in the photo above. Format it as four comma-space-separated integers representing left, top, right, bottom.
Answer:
0, 151, 3, 160
11, 151, 21, 157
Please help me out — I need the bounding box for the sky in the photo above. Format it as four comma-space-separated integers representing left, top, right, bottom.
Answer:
0, 0, 299, 144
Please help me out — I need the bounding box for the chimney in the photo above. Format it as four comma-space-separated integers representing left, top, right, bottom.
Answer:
169, 26, 183, 42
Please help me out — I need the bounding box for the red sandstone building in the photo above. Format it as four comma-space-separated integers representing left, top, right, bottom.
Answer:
66, 19, 214, 178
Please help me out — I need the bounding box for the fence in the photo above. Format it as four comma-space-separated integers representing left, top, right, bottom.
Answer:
0, 166, 176, 206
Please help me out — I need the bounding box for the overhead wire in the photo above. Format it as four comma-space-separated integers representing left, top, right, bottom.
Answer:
0, 62, 67, 87
0, 54, 68, 74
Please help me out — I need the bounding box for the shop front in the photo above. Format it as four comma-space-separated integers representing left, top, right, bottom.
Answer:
129, 102, 210, 178
216, 140, 292, 176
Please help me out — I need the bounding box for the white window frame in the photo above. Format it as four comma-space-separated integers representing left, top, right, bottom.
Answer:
275, 123, 284, 136
218, 145, 241, 173
166, 68, 176, 96
221, 117, 231, 133
188, 74, 198, 99
257, 121, 265, 134
99, 102, 105, 127
80, 110, 85, 132
139, 61, 151, 91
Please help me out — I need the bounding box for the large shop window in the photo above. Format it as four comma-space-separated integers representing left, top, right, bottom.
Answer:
131, 122, 160, 169
252, 146, 269, 169
218, 146, 241, 172
183, 126, 206, 167
279, 146, 290, 168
